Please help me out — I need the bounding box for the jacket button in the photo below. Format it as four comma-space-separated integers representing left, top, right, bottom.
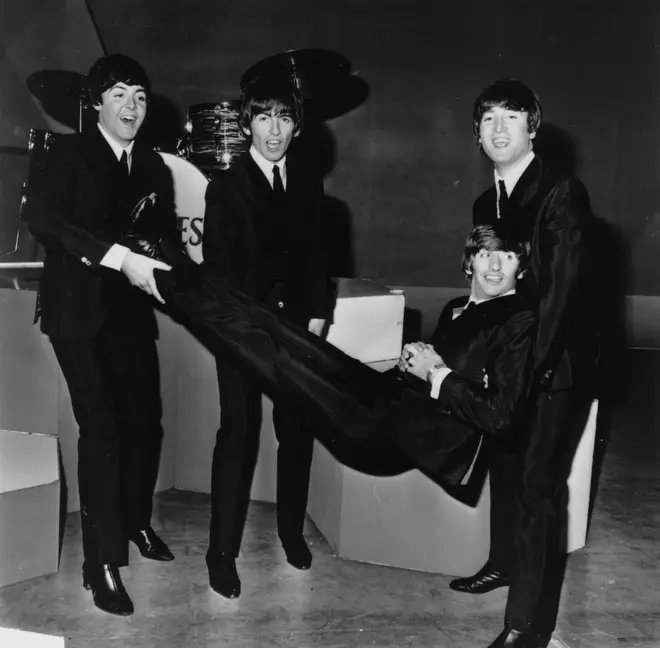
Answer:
277, 301, 284, 308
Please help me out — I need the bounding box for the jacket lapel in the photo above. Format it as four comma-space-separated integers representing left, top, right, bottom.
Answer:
508, 155, 544, 212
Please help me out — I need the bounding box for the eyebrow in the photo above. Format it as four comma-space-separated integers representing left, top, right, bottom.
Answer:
111, 83, 146, 92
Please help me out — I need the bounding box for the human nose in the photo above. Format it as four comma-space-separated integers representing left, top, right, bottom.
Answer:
269, 118, 281, 135
489, 254, 501, 270
494, 115, 506, 132
125, 93, 136, 110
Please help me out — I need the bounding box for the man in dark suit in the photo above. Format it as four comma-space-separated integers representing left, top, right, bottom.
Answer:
149, 221, 535, 484
26, 54, 179, 617
463, 79, 598, 648
201, 77, 332, 599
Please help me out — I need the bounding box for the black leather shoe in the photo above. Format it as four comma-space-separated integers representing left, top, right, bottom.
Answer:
82, 563, 134, 616
281, 536, 312, 570
129, 527, 175, 561
206, 552, 241, 599
449, 561, 509, 593
487, 626, 551, 647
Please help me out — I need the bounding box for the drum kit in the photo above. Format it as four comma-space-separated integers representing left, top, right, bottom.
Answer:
15, 49, 358, 265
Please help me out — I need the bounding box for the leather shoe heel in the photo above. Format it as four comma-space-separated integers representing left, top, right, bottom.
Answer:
487, 626, 551, 647
207, 552, 241, 599
281, 537, 312, 570
82, 563, 134, 616
449, 561, 509, 594
129, 527, 175, 561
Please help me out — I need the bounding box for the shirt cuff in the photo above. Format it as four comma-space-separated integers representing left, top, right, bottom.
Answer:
101, 244, 130, 271
430, 367, 453, 399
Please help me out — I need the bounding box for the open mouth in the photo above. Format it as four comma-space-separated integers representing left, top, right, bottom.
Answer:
120, 115, 137, 126
484, 274, 504, 283
492, 138, 509, 148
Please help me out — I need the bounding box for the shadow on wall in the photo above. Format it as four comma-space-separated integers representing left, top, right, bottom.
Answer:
538, 122, 630, 534
535, 122, 630, 402
142, 93, 185, 153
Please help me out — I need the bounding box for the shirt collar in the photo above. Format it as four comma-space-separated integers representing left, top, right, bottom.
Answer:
97, 123, 135, 167
494, 150, 535, 198
467, 288, 517, 307
250, 145, 287, 189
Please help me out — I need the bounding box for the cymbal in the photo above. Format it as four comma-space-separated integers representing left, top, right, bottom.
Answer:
240, 49, 351, 99
26, 70, 86, 130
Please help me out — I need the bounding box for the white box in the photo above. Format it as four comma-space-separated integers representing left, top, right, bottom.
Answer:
0, 429, 60, 587
0, 628, 64, 647
325, 278, 404, 363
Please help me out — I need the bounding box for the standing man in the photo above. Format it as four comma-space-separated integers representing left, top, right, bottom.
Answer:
202, 77, 331, 599
27, 54, 177, 617
469, 79, 597, 647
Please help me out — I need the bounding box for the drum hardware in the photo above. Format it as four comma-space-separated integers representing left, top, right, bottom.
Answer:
181, 101, 246, 170
239, 49, 367, 121
26, 70, 87, 132
240, 48, 351, 99
4, 128, 60, 265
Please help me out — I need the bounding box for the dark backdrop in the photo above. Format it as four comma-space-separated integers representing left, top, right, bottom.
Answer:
4, 0, 660, 293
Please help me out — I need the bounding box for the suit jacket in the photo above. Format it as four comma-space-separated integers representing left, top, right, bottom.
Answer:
202, 151, 330, 325
431, 294, 536, 439
473, 155, 598, 392
26, 128, 179, 340
379, 293, 536, 484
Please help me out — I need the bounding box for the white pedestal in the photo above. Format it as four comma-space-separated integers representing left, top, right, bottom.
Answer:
0, 429, 60, 587
0, 628, 64, 647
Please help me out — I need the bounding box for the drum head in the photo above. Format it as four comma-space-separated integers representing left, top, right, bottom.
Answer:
158, 152, 208, 264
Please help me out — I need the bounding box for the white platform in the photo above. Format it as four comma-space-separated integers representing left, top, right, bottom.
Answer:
0, 429, 60, 587
0, 283, 598, 584
0, 627, 64, 647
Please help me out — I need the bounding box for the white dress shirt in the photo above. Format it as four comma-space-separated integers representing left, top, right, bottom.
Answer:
494, 150, 535, 218
249, 145, 287, 190
97, 123, 135, 271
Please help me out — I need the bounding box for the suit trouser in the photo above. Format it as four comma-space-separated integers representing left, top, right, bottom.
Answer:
209, 357, 315, 557
153, 262, 481, 485
505, 388, 593, 634
487, 445, 517, 573
49, 313, 164, 567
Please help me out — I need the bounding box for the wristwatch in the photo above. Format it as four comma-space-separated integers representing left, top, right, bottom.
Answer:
427, 363, 445, 384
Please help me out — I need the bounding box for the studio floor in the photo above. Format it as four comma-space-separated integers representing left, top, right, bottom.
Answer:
1, 351, 660, 648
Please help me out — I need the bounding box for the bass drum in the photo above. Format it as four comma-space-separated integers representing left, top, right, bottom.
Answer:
158, 152, 208, 265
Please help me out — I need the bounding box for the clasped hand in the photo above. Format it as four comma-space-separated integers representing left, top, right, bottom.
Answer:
398, 341, 446, 382
121, 250, 171, 304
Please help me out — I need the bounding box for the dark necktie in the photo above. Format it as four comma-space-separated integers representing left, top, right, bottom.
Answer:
272, 164, 285, 197
497, 179, 508, 219
119, 150, 130, 178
